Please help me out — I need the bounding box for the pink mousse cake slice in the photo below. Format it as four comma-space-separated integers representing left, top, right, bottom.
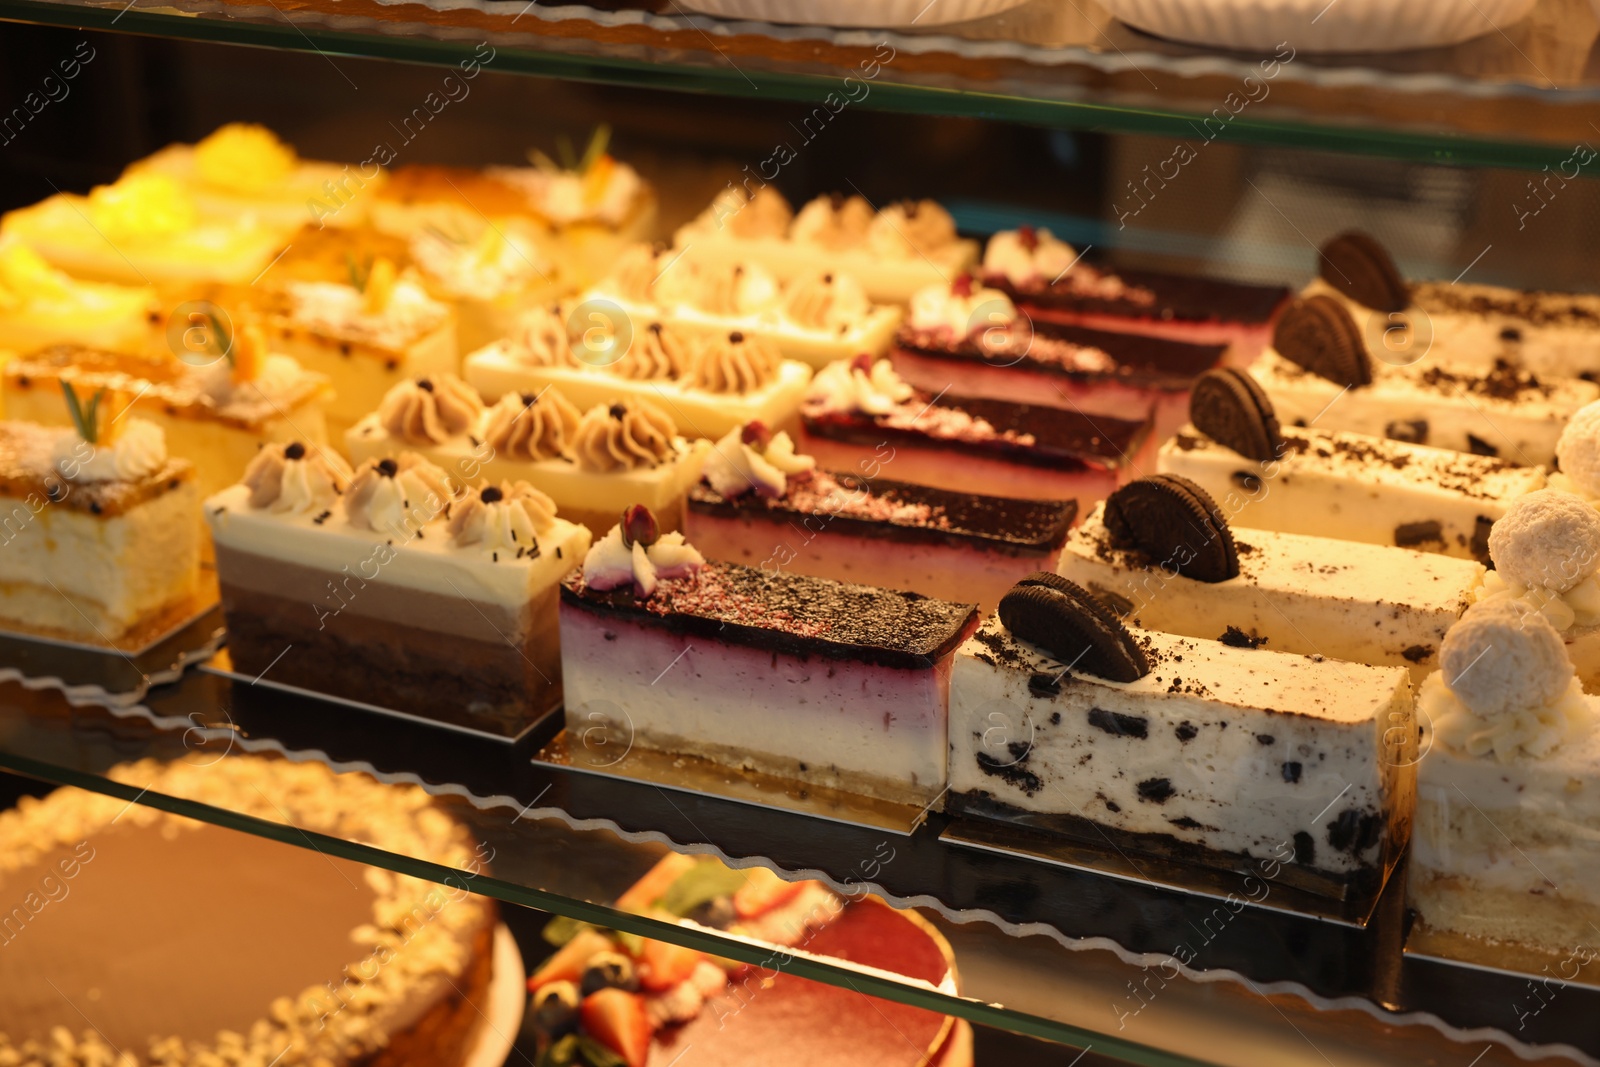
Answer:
559, 507, 980, 806
684, 421, 1076, 612
798, 356, 1152, 506
980, 228, 1290, 360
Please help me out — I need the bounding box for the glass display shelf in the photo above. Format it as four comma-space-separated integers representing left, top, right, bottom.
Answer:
0, 674, 1592, 1067
3, 0, 1600, 169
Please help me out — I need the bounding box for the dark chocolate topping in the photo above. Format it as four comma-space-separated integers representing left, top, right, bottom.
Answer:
803, 390, 1148, 473
1189, 368, 1283, 462
687, 471, 1076, 553
1104, 474, 1239, 583
997, 573, 1150, 683
1318, 232, 1409, 313
990, 263, 1290, 326
1273, 296, 1373, 388
283, 441, 307, 461
562, 562, 978, 671
893, 319, 1225, 391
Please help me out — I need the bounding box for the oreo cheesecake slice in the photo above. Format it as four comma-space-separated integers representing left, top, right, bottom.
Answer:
1057, 475, 1485, 681
1158, 369, 1544, 564
946, 573, 1417, 894
1305, 230, 1600, 383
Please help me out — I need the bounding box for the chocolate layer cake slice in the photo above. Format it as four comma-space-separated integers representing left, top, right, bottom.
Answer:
981, 227, 1289, 357
799, 356, 1151, 505
685, 421, 1075, 612
561, 509, 979, 805
947, 574, 1415, 895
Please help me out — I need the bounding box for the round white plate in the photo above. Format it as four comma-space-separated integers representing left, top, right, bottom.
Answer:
464, 925, 527, 1067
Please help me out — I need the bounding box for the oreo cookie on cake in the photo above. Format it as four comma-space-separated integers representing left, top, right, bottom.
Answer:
1057, 474, 1485, 682
946, 570, 1417, 895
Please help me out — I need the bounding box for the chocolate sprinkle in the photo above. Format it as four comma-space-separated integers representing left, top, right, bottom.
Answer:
283, 442, 307, 461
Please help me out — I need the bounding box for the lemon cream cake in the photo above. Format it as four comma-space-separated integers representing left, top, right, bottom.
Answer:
4, 338, 329, 497
560, 508, 979, 805
799, 355, 1152, 504
0, 757, 497, 1067
206, 442, 591, 735
465, 306, 811, 440
123, 122, 385, 231
344, 376, 707, 533
0, 398, 199, 644
1410, 599, 1600, 955
1310, 231, 1600, 380
1258, 294, 1597, 465
0, 241, 156, 355
590, 244, 902, 369
674, 189, 979, 304
947, 574, 1415, 891
0, 173, 293, 286
268, 259, 456, 440
1158, 369, 1545, 563
1058, 475, 1484, 682
684, 421, 1076, 612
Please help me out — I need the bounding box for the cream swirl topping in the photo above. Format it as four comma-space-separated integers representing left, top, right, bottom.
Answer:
982, 227, 1081, 286
703, 422, 815, 499
725, 186, 794, 239
447, 481, 558, 553
52, 418, 168, 484
240, 441, 353, 513
678, 262, 781, 318
344, 453, 453, 536
791, 194, 874, 251
612, 322, 692, 381
509, 305, 579, 368
570, 399, 679, 473
483, 389, 581, 463
1477, 489, 1600, 631
378, 374, 483, 446
867, 199, 957, 260
807, 357, 914, 416
784, 272, 871, 333
1426, 598, 1597, 761
582, 513, 704, 598
908, 279, 1016, 337
603, 246, 663, 305
685, 331, 781, 395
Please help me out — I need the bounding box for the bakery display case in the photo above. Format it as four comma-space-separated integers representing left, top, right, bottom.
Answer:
1, 2, 1599, 1064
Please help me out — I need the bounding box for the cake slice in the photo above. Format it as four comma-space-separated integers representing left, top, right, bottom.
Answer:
799, 355, 1152, 504
206, 442, 592, 735
3, 337, 330, 497
0, 173, 293, 286
122, 122, 385, 230
685, 420, 1076, 611
560, 507, 980, 805
465, 307, 811, 440
947, 574, 1415, 893
0, 241, 156, 355
1058, 475, 1484, 681
344, 376, 708, 533
1157, 369, 1544, 563
267, 259, 456, 440
1309, 230, 1600, 380
407, 220, 565, 353
1258, 293, 1598, 465
891, 275, 1225, 434
0, 395, 200, 644
673, 188, 979, 304
1410, 599, 1600, 957
588, 244, 903, 369
980, 227, 1290, 358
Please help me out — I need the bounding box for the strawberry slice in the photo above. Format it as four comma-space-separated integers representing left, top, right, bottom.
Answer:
636, 938, 705, 992
732, 866, 804, 919
528, 928, 613, 990
581, 988, 652, 1067
616, 853, 699, 913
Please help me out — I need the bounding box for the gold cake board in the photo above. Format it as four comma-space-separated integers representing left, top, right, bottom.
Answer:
534, 730, 931, 836
1405, 920, 1600, 990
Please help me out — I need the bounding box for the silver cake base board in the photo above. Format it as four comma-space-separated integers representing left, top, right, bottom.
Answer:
534, 731, 930, 836
941, 815, 1393, 928
198, 650, 557, 746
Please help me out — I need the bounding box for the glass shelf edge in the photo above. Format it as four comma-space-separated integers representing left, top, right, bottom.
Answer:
0, 746, 1220, 1067
0, 0, 1587, 172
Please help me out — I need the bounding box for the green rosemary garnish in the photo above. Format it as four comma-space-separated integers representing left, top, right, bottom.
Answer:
205, 308, 234, 367
61, 381, 104, 446
533, 124, 612, 175
345, 252, 373, 293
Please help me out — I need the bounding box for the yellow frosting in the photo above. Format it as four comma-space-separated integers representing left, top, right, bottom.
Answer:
194, 123, 296, 194
0, 244, 70, 305
87, 175, 198, 243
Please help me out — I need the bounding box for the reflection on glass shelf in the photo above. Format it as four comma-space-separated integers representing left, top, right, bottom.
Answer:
0, 678, 1587, 1067
1, 0, 1599, 166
